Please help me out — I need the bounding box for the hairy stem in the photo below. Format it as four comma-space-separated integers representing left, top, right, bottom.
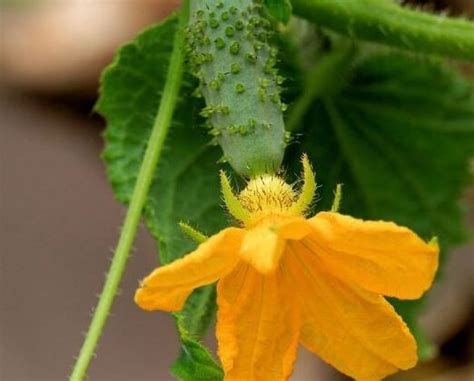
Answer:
69, 3, 190, 380
291, 0, 474, 60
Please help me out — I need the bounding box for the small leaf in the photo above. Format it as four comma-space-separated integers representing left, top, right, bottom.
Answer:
96, 16, 226, 377
288, 52, 474, 358
265, 0, 292, 24
171, 315, 224, 381
181, 285, 217, 338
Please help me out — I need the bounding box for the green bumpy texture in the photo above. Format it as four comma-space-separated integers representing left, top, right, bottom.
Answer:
187, 0, 286, 177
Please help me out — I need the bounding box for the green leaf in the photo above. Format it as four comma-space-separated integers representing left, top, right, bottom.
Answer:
96, 16, 225, 377
171, 315, 224, 381
97, 18, 227, 266
288, 52, 474, 358
181, 285, 217, 338
265, 0, 292, 24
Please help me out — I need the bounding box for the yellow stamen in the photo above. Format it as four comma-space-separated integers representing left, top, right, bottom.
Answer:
238, 175, 296, 214
221, 155, 317, 226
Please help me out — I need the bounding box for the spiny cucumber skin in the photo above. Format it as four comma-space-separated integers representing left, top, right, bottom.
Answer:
187, 0, 286, 177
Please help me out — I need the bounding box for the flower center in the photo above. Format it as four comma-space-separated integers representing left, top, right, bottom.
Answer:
220, 155, 315, 226
238, 175, 296, 215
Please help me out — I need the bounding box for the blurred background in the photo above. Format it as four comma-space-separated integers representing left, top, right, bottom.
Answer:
1, 0, 473, 380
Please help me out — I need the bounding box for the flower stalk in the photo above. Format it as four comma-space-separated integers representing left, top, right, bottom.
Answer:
292, 0, 474, 60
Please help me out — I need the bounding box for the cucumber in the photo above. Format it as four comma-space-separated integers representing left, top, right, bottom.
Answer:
187, 0, 286, 177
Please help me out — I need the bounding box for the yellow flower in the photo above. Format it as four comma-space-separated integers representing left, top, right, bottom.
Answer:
135, 155, 439, 381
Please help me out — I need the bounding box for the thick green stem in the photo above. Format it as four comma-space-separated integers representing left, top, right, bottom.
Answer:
69, 3, 190, 380
291, 0, 474, 61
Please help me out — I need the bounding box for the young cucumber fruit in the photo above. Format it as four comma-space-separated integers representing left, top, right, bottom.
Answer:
187, 0, 287, 177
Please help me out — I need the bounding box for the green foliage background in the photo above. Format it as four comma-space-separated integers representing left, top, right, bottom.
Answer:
96, 8, 474, 381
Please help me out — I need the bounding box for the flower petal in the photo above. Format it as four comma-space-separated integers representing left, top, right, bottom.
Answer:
278, 217, 312, 240
240, 218, 311, 273
285, 244, 417, 381
135, 227, 243, 311
216, 263, 300, 381
307, 212, 439, 299
239, 226, 285, 273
